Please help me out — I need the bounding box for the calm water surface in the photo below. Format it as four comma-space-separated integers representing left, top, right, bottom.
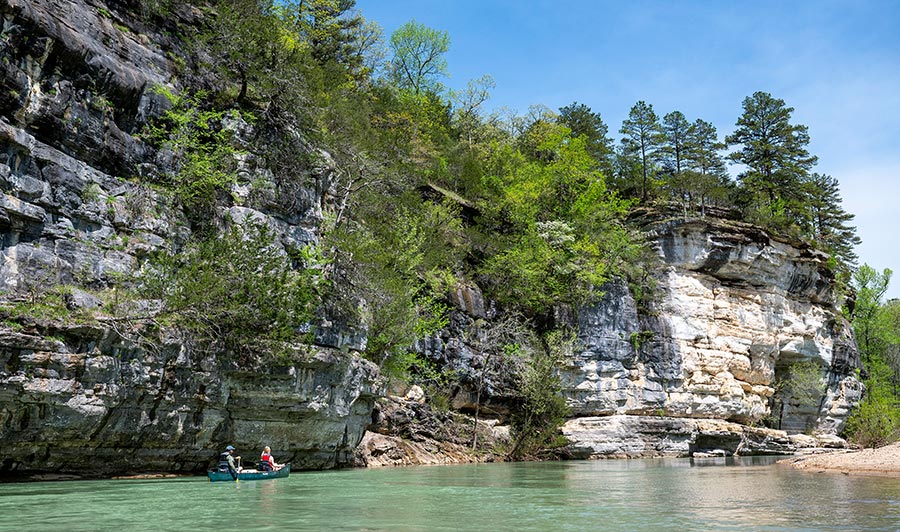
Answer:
2, 457, 900, 531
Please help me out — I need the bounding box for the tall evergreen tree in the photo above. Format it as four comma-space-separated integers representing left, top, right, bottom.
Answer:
661, 110, 691, 174
558, 102, 615, 176
686, 119, 727, 177
661, 110, 693, 214
288, 0, 363, 69
725, 91, 818, 223
619, 101, 664, 201
805, 173, 861, 271
685, 118, 731, 214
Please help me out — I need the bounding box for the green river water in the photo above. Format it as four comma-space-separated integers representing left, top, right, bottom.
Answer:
2, 456, 900, 531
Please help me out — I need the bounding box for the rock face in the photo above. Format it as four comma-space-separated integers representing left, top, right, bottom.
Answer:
0, 324, 379, 477
0, 0, 378, 478
351, 395, 509, 467
561, 218, 863, 457
0, 0, 187, 291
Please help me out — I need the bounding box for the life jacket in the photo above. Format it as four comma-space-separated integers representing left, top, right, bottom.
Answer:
259, 452, 273, 471
218, 452, 233, 472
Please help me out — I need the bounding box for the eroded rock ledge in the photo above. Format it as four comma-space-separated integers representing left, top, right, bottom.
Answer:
0, 324, 379, 478
558, 217, 862, 458
563, 415, 845, 459
352, 393, 509, 468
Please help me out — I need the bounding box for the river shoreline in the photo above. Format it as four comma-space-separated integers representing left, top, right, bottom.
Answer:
780, 442, 900, 477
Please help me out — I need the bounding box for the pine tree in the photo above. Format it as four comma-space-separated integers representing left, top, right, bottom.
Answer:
289, 0, 363, 69
661, 110, 693, 215
661, 110, 691, 174
725, 91, 818, 226
620, 101, 664, 201
805, 173, 861, 271
684, 119, 731, 215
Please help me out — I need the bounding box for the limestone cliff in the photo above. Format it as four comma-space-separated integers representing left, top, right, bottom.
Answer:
0, 0, 377, 478
560, 216, 862, 458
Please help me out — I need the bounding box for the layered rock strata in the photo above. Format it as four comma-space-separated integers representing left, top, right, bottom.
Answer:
0, 0, 865, 474
560, 218, 862, 457
0, 0, 375, 478
352, 393, 509, 467
0, 324, 379, 477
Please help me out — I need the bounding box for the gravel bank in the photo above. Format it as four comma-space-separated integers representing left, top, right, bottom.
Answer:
781, 442, 900, 477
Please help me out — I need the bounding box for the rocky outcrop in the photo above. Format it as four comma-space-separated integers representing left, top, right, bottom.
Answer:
351, 394, 509, 467
560, 218, 862, 458
0, 0, 866, 475
0, 324, 379, 478
562, 415, 845, 459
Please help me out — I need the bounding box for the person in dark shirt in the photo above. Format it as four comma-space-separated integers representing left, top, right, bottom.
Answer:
219, 445, 242, 478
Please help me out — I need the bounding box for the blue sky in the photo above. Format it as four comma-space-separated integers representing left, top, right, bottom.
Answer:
356, 0, 900, 298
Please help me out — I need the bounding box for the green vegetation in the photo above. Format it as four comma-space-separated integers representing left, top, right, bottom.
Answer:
507, 329, 573, 459
844, 265, 900, 447
389, 20, 450, 95
776, 360, 827, 410
139, 221, 322, 360
145, 87, 251, 226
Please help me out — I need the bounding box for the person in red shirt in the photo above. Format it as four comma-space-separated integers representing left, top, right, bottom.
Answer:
260, 446, 283, 471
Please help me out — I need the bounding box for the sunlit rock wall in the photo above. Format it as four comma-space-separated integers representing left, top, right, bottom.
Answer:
561, 218, 863, 457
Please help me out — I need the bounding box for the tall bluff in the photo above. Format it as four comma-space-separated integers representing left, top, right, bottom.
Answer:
0, 0, 377, 478
561, 217, 863, 458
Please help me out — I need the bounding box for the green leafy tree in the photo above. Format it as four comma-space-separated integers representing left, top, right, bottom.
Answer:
452, 74, 496, 148
557, 102, 615, 176
481, 123, 636, 314
204, 0, 286, 104
326, 198, 462, 375
775, 359, 827, 429
726, 91, 818, 228
849, 265, 893, 364
620, 101, 664, 201
145, 88, 249, 226
507, 329, 572, 459
844, 265, 900, 447
389, 20, 450, 95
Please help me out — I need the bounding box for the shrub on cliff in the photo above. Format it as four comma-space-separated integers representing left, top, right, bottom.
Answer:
145, 87, 252, 228
140, 221, 323, 359
507, 329, 572, 459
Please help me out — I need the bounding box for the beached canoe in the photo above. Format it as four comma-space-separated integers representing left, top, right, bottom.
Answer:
207, 464, 291, 482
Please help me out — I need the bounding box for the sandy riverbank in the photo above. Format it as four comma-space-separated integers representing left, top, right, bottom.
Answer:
781, 442, 900, 477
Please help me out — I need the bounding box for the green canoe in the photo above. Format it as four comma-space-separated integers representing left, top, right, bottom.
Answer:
208, 464, 291, 482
